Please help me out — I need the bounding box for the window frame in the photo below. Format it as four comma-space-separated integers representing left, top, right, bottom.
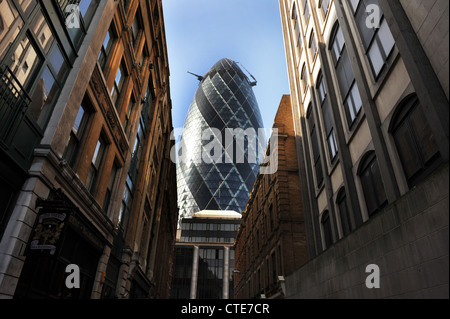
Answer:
301, 0, 310, 28
86, 133, 107, 193
350, 0, 396, 79
329, 23, 363, 129
130, 6, 143, 49
321, 210, 333, 249
390, 95, 441, 187
307, 104, 324, 188
317, 74, 338, 162
110, 60, 126, 107
319, 0, 331, 18
291, 2, 303, 60
300, 63, 309, 95
98, 25, 116, 70
336, 188, 352, 237
63, 102, 90, 167
309, 30, 318, 62
358, 151, 387, 216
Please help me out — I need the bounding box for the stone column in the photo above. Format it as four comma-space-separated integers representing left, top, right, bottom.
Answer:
223, 246, 230, 299
190, 245, 199, 299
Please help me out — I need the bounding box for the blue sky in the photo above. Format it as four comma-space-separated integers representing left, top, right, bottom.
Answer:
162, 0, 290, 131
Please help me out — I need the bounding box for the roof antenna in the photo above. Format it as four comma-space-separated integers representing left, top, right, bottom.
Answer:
237, 62, 257, 87
187, 71, 203, 81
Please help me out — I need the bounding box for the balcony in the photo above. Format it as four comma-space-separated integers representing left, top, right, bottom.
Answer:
0, 66, 43, 172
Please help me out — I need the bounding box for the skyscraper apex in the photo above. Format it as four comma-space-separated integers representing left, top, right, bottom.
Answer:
176, 57, 265, 221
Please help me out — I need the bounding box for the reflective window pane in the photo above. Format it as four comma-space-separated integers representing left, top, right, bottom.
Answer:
49, 46, 69, 82
79, 0, 99, 28
9, 35, 41, 88
29, 66, 58, 123
368, 41, 384, 76
379, 19, 395, 57
31, 10, 55, 54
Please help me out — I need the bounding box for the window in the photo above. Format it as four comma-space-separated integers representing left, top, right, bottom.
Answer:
0, 0, 24, 58
78, 0, 99, 28
139, 43, 148, 72
307, 105, 324, 188
302, 0, 310, 24
358, 152, 387, 216
291, 3, 303, 60
118, 175, 133, 231
336, 188, 352, 236
103, 162, 118, 212
123, 95, 135, 133
2, 4, 73, 130
330, 24, 362, 127
31, 9, 54, 54
98, 26, 115, 70
64, 0, 100, 47
111, 61, 125, 107
86, 135, 106, 193
319, 0, 330, 17
309, 31, 317, 61
131, 8, 142, 47
64, 103, 90, 166
8, 34, 41, 90
300, 63, 308, 94
321, 211, 333, 248
351, 0, 395, 78
318, 75, 338, 160
391, 95, 440, 186
28, 45, 69, 126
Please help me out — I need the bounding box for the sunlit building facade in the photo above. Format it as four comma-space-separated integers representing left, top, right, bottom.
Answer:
176, 58, 266, 220
279, 0, 448, 298
0, 0, 177, 299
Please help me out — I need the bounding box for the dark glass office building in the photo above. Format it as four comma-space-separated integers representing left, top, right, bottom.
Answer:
171, 210, 240, 299
177, 58, 265, 220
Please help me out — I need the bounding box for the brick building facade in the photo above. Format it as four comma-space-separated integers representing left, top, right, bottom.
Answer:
234, 95, 309, 299
0, 0, 177, 299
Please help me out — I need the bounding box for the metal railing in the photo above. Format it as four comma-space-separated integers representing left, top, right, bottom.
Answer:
0, 66, 31, 146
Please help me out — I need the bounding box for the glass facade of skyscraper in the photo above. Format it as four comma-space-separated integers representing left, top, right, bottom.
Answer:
176, 58, 265, 220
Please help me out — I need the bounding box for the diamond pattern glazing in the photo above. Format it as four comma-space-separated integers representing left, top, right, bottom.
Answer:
177, 58, 265, 220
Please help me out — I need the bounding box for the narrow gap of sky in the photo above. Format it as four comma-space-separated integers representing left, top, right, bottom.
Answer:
162, 0, 290, 131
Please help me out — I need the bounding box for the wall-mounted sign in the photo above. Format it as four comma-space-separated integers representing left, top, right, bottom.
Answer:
29, 189, 74, 256
29, 207, 70, 255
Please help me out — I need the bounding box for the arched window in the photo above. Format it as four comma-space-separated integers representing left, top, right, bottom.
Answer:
301, 0, 310, 24
307, 104, 323, 188
309, 30, 317, 60
336, 188, 352, 236
317, 74, 338, 161
291, 3, 303, 59
390, 95, 440, 186
358, 152, 387, 216
321, 211, 333, 248
301, 63, 308, 94
329, 23, 362, 128
350, 0, 395, 78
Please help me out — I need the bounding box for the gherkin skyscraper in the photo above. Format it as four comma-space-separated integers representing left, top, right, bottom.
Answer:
176, 58, 265, 220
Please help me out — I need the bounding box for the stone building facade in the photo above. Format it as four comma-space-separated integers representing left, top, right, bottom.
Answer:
279, 0, 448, 298
234, 95, 309, 299
0, 0, 177, 299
